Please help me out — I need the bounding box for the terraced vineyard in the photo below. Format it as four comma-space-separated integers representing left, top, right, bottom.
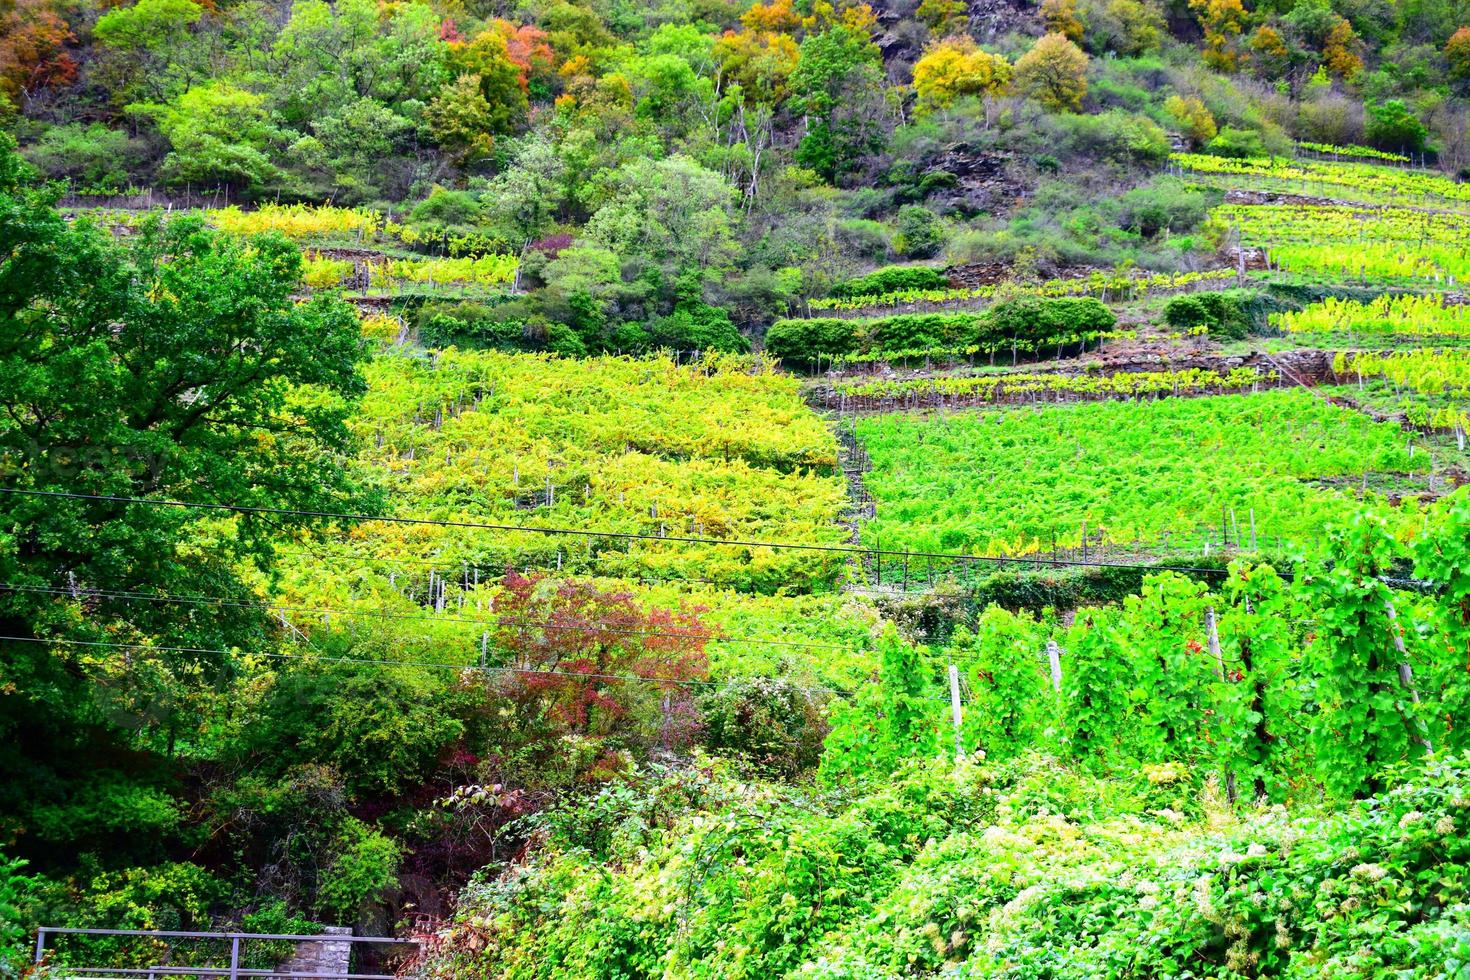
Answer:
1217, 202, 1470, 282
1176, 152, 1470, 208
852, 390, 1422, 566
284, 350, 849, 598
16, 40, 1470, 977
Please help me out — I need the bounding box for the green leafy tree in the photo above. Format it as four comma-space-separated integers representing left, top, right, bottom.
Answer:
0, 138, 372, 857
272, 0, 448, 120
479, 136, 568, 247
92, 0, 206, 103
138, 81, 280, 191
425, 74, 501, 166
580, 155, 739, 309
310, 97, 413, 199
1365, 99, 1429, 153
788, 24, 888, 181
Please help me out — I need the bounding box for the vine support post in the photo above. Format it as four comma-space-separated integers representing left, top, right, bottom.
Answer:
1046, 640, 1063, 693
1384, 601, 1434, 755
948, 662, 964, 764
1204, 608, 1237, 803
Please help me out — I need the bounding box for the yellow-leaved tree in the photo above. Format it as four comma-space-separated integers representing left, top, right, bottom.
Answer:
911, 36, 1012, 113
1011, 32, 1088, 111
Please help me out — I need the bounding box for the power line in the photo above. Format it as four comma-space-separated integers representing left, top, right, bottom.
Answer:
0, 633, 853, 696
0, 582, 853, 653
0, 488, 1232, 577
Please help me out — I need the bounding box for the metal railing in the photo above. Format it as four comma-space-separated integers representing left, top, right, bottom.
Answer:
33, 927, 420, 980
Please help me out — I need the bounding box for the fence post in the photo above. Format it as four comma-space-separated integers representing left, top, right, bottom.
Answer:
230, 937, 241, 980
33, 928, 46, 965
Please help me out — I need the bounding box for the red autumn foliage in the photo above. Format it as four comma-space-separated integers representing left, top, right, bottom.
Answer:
490, 571, 709, 737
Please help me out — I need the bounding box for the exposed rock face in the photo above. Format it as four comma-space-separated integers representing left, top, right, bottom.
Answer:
967, 0, 1037, 40
925, 143, 1024, 216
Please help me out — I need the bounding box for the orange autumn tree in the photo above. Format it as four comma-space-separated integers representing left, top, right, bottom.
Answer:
1448, 26, 1470, 80
1321, 16, 1362, 78
491, 18, 555, 92
0, 0, 77, 111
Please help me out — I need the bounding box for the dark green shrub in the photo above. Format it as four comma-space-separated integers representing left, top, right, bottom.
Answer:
829, 265, 948, 299
1048, 110, 1170, 166
869, 312, 985, 351
408, 187, 489, 242
763, 317, 860, 364
645, 302, 750, 353
1206, 126, 1268, 158
1119, 178, 1214, 238
893, 205, 944, 258
415, 300, 533, 351
699, 677, 829, 776
22, 124, 144, 191
1163, 291, 1250, 339
985, 297, 1117, 343
1365, 100, 1429, 154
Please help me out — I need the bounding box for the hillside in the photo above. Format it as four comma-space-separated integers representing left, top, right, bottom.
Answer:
5, 0, 1470, 976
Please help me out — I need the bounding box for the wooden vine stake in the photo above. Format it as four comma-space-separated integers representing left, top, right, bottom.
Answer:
1384, 600, 1434, 755
948, 663, 964, 764
1046, 640, 1063, 693
1204, 607, 1237, 803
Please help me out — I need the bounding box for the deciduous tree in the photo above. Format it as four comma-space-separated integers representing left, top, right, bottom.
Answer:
1011, 31, 1089, 111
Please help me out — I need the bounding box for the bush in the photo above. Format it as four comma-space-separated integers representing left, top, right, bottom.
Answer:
1365, 100, 1428, 154
1047, 110, 1170, 166
699, 677, 829, 776
234, 661, 464, 798
408, 187, 489, 242
0, 855, 34, 980
21, 124, 144, 191
763, 317, 861, 365
645, 302, 751, 353
1206, 125, 1268, 158
1118, 178, 1213, 238
869, 312, 985, 353
766, 299, 1116, 365
985, 296, 1116, 341
893, 205, 944, 259
833, 219, 892, 262
828, 265, 949, 299
415, 300, 532, 351
1163, 290, 1250, 339
314, 819, 402, 925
